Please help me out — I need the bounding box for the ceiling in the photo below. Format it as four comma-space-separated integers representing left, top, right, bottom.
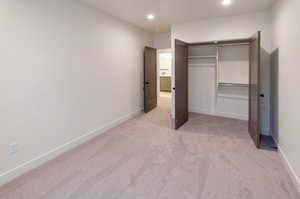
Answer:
80, 0, 276, 33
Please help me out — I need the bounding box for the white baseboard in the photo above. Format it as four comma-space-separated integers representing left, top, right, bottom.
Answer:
261, 130, 271, 136
0, 109, 142, 186
277, 145, 300, 194
214, 111, 248, 121
189, 107, 247, 121
189, 107, 213, 116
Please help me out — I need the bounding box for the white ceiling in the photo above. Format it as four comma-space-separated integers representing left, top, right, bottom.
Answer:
80, 0, 276, 33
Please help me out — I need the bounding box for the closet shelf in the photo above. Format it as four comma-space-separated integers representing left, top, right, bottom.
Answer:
189, 64, 216, 67
217, 94, 248, 100
188, 55, 217, 59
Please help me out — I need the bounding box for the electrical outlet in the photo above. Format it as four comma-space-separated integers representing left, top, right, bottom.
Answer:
9, 143, 18, 154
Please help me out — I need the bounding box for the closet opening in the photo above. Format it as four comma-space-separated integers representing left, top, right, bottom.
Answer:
174, 32, 276, 149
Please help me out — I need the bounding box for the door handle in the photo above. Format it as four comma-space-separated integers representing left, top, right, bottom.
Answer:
260, 94, 265, 98
173, 87, 175, 90
145, 82, 150, 85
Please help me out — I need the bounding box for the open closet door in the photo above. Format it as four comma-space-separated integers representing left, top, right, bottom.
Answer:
144, 47, 157, 113
249, 31, 261, 148
175, 40, 189, 129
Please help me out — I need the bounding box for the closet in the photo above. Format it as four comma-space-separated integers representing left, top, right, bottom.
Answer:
174, 32, 264, 148
188, 43, 250, 120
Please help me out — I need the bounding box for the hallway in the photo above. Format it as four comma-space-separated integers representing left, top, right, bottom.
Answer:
0, 96, 299, 199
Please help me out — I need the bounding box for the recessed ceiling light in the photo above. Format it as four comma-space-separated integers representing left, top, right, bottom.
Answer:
222, 0, 232, 6
146, 14, 155, 20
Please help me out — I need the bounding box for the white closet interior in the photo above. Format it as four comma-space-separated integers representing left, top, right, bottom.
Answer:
188, 43, 249, 120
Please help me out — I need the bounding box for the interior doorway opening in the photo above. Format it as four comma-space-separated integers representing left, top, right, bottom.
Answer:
144, 47, 173, 128
157, 49, 172, 99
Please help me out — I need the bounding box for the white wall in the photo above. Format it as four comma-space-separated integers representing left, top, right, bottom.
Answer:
171, 11, 272, 134
271, 0, 300, 186
189, 65, 215, 114
171, 11, 272, 50
154, 32, 171, 49
218, 45, 249, 85
0, 0, 153, 185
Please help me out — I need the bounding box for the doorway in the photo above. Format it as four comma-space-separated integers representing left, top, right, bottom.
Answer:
144, 47, 173, 127
157, 49, 172, 99
157, 49, 172, 123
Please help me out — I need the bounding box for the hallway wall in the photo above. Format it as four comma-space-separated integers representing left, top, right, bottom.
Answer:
153, 32, 171, 49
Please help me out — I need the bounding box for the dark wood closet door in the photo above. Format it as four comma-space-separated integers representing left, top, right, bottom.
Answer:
249, 31, 261, 148
175, 39, 189, 129
144, 47, 157, 113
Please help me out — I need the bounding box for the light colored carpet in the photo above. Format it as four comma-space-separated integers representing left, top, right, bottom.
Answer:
0, 97, 299, 199
159, 91, 171, 98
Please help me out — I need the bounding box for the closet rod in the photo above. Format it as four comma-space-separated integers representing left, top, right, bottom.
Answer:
188, 38, 250, 46
217, 42, 249, 47
188, 42, 249, 48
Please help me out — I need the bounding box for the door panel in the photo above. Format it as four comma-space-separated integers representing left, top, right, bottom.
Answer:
249, 31, 261, 148
144, 47, 157, 113
175, 40, 189, 129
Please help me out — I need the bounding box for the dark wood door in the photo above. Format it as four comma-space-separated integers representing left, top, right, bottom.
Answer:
249, 31, 261, 148
175, 39, 189, 129
144, 47, 157, 113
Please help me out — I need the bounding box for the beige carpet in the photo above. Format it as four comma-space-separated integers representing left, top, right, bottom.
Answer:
159, 91, 171, 98
0, 97, 299, 199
